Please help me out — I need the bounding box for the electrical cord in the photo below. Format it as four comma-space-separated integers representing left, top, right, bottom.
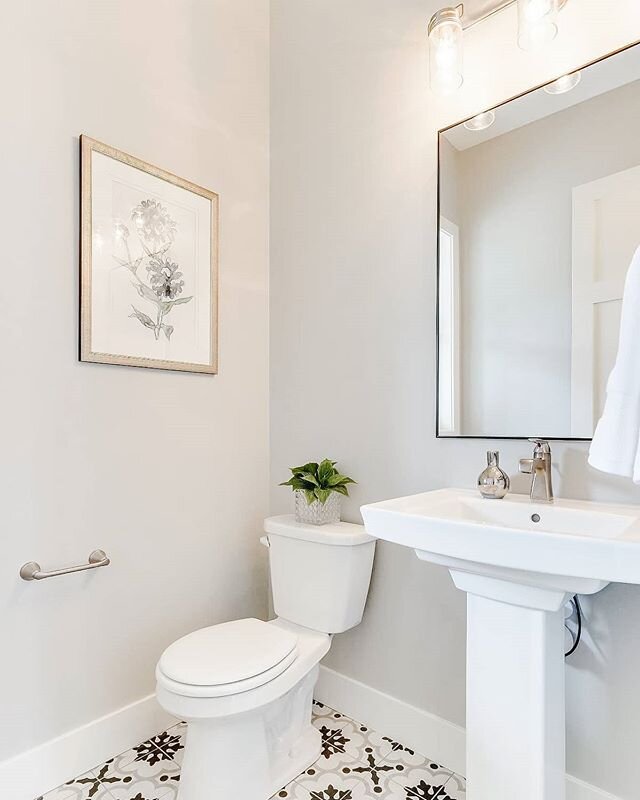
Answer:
564, 595, 582, 658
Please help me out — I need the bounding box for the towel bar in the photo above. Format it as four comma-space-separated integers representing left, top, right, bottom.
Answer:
19, 550, 110, 581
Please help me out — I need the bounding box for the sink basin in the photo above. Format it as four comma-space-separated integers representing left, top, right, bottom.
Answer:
362, 488, 640, 596
360, 489, 640, 800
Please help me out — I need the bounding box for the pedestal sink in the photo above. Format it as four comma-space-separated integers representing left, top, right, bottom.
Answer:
361, 489, 640, 800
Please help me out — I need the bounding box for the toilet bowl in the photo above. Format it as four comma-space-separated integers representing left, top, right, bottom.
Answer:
156, 515, 376, 800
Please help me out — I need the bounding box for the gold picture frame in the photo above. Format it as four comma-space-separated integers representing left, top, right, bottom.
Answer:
80, 136, 219, 374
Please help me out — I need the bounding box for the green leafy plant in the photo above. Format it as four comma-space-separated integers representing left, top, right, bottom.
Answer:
280, 459, 356, 506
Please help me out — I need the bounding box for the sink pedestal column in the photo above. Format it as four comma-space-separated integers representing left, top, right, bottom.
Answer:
451, 571, 570, 800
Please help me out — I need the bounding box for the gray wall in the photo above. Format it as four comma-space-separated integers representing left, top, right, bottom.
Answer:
1, 0, 269, 763
270, 1, 640, 797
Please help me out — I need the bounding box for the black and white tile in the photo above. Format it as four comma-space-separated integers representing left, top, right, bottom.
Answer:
39, 702, 465, 800
38, 771, 114, 800
438, 773, 466, 800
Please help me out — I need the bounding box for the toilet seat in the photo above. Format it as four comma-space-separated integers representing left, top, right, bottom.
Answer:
157, 618, 299, 698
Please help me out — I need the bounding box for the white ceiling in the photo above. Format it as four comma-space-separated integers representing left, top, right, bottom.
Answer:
443, 42, 640, 150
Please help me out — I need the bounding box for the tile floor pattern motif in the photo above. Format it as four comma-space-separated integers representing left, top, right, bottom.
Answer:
37, 702, 465, 800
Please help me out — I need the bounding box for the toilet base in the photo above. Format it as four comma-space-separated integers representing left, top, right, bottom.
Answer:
176, 667, 321, 800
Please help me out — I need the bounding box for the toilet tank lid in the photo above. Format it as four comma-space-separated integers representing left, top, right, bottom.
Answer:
264, 515, 376, 546
158, 618, 297, 687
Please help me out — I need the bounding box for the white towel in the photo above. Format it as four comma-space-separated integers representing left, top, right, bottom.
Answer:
589, 245, 640, 482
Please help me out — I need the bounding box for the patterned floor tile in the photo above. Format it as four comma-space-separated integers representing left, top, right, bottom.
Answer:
379, 738, 435, 769
387, 761, 454, 800
312, 700, 351, 725
270, 780, 299, 798
92, 745, 180, 800
290, 784, 355, 799
312, 709, 394, 767
375, 735, 453, 798
291, 774, 353, 799
152, 724, 185, 767
309, 725, 370, 774
440, 773, 465, 799
340, 751, 409, 797
307, 703, 451, 798
40, 770, 113, 800
300, 744, 361, 781
292, 766, 406, 799
300, 745, 407, 798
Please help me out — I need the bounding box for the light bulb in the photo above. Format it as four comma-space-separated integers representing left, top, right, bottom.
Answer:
543, 71, 581, 95
463, 110, 496, 131
429, 8, 464, 95
524, 0, 553, 20
518, 0, 558, 51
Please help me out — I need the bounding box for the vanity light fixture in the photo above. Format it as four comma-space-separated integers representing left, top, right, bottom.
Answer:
463, 110, 496, 131
428, 0, 569, 94
517, 0, 558, 51
543, 70, 581, 94
428, 7, 464, 95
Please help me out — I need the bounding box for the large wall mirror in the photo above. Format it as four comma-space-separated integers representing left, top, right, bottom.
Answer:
437, 42, 640, 439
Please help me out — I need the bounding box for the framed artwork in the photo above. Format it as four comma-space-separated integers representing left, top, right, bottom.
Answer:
80, 136, 219, 374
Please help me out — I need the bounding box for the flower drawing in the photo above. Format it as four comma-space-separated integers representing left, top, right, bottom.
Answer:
131, 199, 177, 247
147, 256, 185, 300
113, 199, 192, 341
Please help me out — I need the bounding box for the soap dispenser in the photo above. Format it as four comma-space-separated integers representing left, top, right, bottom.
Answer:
478, 451, 510, 499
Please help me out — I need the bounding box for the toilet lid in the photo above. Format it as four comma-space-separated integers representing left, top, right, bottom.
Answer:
158, 618, 298, 688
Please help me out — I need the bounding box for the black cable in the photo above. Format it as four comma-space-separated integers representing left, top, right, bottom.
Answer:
564, 595, 582, 658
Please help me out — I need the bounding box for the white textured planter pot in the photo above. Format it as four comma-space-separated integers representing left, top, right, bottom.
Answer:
294, 490, 341, 525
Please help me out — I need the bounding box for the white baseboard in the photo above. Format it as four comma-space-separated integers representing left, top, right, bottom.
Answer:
316, 665, 621, 800
566, 775, 623, 800
0, 694, 176, 800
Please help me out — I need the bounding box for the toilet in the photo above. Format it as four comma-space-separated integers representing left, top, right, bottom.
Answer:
155, 514, 376, 800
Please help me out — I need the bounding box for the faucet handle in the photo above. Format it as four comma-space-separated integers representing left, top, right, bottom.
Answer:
519, 458, 533, 475
529, 438, 551, 455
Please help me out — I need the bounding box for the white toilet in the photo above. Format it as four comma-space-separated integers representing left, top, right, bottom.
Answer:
155, 515, 376, 800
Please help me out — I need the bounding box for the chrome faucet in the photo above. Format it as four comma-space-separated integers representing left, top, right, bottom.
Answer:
519, 439, 554, 503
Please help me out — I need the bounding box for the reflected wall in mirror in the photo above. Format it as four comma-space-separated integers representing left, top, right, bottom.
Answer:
437, 41, 640, 439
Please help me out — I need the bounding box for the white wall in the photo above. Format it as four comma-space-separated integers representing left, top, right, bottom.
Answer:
1, 0, 269, 772
270, 2, 640, 798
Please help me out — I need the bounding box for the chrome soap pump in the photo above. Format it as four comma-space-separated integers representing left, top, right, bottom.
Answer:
478, 451, 510, 499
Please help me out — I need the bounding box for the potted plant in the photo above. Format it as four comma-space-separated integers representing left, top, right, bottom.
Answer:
280, 459, 356, 525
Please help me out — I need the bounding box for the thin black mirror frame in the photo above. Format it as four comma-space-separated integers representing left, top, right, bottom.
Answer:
435, 38, 640, 441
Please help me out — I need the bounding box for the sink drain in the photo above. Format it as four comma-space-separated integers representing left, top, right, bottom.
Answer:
531, 513, 541, 523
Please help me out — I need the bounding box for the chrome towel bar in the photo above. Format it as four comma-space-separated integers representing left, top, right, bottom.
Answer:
19, 550, 110, 581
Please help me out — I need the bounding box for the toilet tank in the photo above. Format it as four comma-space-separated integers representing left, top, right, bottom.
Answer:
263, 516, 376, 634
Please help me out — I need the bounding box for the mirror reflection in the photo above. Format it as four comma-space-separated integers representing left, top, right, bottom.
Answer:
438, 44, 640, 439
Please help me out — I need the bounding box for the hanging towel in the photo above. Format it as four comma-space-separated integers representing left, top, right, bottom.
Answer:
589, 245, 640, 482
